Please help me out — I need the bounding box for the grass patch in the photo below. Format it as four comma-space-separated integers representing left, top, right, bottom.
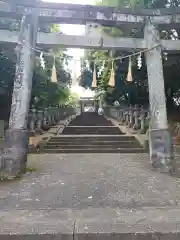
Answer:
25, 166, 38, 173
0, 164, 38, 182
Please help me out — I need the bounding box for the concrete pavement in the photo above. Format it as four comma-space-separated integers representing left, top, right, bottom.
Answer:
1, 153, 180, 238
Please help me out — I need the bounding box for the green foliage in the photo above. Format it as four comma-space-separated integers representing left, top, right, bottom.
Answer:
0, 48, 16, 119
65, 92, 79, 107
43, 54, 71, 86
79, 67, 92, 89
96, 0, 144, 7
30, 64, 71, 109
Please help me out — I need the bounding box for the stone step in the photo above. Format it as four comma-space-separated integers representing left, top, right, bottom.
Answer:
62, 127, 123, 135
69, 120, 113, 125
42, 148, 147, 153
69, 113, 113, 126
62, 132, 124, 135
44, 143, 141, 149
50, 136, 135, 141
66, 126, 116, 127
47, 139, 139, 146
69, 117, 112, 123
69, 122, 113, 126
63, 126, 119, 130
42, 113, 145, 154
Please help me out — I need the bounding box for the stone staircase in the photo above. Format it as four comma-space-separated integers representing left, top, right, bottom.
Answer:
62, 126, 122, 135
68, 112, 113, 126
41, 112, 146, 153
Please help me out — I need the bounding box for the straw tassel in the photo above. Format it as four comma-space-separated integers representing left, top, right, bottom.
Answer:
91, 63, 97, 88
127, 56, 133, 82
51, 55, 57, 83
108, 61, 115, 87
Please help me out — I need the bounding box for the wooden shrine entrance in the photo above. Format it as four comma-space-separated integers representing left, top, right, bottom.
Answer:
0, 1, 179, 177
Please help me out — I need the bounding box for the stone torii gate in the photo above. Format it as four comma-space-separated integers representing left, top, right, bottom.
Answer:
0, 1, 179, 177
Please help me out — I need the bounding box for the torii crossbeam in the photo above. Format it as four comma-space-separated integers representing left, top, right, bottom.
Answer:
0, 30, 179, 51
0, 1, 180, 28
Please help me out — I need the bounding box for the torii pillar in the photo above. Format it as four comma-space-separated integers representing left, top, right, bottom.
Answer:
1, 10, 38, 178
144, 19, 174, 173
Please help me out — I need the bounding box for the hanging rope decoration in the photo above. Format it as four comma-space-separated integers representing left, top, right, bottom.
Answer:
108, 61, 115, 87
126, 56, 133, 82
28, 44, 160, 63
40, 52, 45, 69
137, 52, 142, 69
91, 62, 97, 88
51, 55, 57, 83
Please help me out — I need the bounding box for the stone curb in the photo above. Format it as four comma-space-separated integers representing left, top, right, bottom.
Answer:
1, 207, 180, 238
0, 232, 180, 240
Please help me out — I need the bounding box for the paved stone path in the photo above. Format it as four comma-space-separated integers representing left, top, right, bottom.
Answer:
1, 153, 180, 238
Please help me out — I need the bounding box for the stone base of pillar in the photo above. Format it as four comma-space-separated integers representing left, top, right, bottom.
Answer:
28, 144, 37, 154
149, 128, 175, 174
0, 129, 29, 179
29, 130, 36, 137
42, 125, 50, 131
36, 129, 43, 135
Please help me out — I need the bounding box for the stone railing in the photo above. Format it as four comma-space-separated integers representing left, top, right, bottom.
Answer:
104, 105, 150, 134
27, 105, 75, 136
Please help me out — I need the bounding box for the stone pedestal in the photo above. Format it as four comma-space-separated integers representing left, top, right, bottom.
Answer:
149, 129, 174, 173
1, 129, 28, 178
